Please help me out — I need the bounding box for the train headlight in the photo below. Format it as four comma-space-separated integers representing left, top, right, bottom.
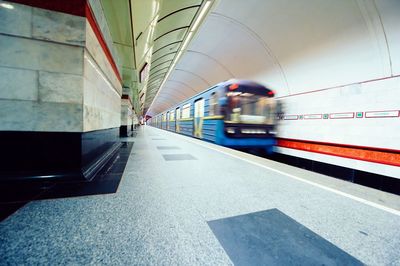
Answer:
226, 127, 235, 134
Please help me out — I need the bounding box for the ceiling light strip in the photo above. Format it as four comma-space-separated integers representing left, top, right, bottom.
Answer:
146, 0, 213, 115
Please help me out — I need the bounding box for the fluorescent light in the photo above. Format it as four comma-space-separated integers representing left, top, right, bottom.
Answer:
191, 1, 211, 32
0, 3, 14, 9
180, 31, 193, 51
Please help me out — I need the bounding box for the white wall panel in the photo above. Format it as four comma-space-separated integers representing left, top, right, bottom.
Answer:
375, 0, 400, 75
149, 0, 400, 176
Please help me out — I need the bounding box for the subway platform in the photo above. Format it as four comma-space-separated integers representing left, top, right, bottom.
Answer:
1, 126, 400, 265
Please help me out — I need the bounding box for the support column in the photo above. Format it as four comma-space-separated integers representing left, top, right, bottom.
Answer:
120, 87, 134, 137
0, 0, 123, 181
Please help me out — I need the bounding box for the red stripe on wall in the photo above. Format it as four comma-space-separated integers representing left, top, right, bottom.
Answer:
9, 0, 86, 16
277, 138, 400, 167
85, 3, 122, 83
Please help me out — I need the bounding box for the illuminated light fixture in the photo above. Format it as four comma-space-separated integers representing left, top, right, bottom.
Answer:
229, 83, 239, 91
191, 0, 212, 33
226, 127, 235, 134
180, 31, 193, 52
145, 0, 213, 117
267, 90, 275, 96
0, 3, 14, 9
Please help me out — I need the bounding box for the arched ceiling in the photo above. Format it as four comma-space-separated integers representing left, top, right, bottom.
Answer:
147, 0, 400, 116
101, 0, 211, 115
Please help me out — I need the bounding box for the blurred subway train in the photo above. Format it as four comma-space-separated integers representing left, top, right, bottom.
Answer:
147, 79, 278, 154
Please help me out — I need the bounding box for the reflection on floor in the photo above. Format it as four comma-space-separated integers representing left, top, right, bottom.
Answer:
0, 142, 133, 221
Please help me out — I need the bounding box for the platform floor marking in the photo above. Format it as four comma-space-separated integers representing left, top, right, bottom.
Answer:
156, 146, 181, 150
208, 209, 363, 265
162, 154, 197, 161
155, 128, 400, 217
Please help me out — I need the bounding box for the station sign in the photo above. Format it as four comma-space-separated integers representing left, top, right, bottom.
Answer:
283, 115, 298, 120
329, 112, 354, 119
304, 114, 322, 119
365, 110, 399, 118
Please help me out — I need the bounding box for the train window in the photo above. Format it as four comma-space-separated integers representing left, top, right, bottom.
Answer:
194, 98, 205, 118
182, 103, 191, 118
176, 107, 181, 120
170, 110, 175, 121
209, 92, 217, 116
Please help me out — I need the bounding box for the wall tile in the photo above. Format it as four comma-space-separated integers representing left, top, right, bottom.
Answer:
0, 99, 35, 131
33, 102, 83, 132
0, 35, 83, 75
0, 100, 83, 132
85, 21, 122, 94
32, 8, 85, 46
83, 52, 121, 131
83, 105, 120, 132
38, 71, 83, 104
0, 0, 32, 37
83, 52, 121, 108
0, 66, 38, 101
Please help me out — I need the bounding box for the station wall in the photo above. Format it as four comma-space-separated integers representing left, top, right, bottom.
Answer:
149, 0, 400, 179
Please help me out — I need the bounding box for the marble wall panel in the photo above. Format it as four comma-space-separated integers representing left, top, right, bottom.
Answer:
83, 51, 121, 132
0, 35, 83, 75
0, 99, 83, 132
0, 1, 32, 38
85, 20, 122, 95
83, 105, 120, 132
121, 98, 133, 126
0, 66, 38, 101
32, 8, 85, 46
38, 71, 83, 104
33, 102, 83, 132
83, 52, 121, 109
0, 99, 35, 131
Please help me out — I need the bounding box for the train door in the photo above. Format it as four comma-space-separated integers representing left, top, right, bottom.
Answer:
175, 107, 180, 133
170, 109, 175, 131
166, 111, 170, 130
194, 98, 204, 138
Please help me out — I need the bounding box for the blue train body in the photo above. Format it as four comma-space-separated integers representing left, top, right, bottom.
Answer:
148, 80, 277, 153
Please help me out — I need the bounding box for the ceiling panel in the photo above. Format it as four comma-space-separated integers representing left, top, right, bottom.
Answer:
114, 43, 134, 69
158, 0, 202, 19
131, 0, 161, 40
151, 52, 176, 66
152, 27, 188, 51
101, 0, 133, 45
154, 7, 198, 40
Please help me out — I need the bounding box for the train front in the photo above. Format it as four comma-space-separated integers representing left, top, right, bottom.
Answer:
216, 80, 277, 153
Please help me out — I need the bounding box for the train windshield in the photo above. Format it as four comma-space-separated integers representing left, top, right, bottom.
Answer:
226, 91, 275, 124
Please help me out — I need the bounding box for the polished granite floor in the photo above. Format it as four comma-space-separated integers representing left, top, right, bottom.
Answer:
1, 126, 399, 265
0, 142, 134, 221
